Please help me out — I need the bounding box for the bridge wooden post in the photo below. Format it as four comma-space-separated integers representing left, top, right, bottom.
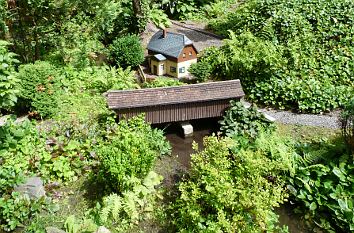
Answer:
180, 121, 193, 138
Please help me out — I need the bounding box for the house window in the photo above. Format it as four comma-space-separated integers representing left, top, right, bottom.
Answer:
170, 66, 176, 73
160, 64, 164, 72
179, 67, 185, 73
182, 53, 186, 58
189, 51, 192, 57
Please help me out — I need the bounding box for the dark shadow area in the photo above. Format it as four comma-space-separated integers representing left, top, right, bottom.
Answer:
154, 117, 221, 168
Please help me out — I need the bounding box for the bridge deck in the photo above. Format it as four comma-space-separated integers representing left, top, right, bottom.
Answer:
107, 80, 244, 124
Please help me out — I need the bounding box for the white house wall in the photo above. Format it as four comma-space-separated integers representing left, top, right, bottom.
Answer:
177, 59, 197, 78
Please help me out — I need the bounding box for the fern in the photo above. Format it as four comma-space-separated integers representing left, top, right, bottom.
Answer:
97, 171, 163, 230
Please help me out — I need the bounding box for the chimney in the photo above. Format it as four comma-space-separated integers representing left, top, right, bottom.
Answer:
163, 28, 167, 38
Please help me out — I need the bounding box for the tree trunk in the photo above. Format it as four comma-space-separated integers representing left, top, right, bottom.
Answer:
132, 0, 142, 17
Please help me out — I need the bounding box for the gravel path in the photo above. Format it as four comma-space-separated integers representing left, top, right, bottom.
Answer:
261, 109, 340, 129
242, 101, 340, 129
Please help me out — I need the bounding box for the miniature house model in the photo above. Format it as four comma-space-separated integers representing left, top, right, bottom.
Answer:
147, 29, 198, 78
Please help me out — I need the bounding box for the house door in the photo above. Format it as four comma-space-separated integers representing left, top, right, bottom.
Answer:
153, 65, 157, 74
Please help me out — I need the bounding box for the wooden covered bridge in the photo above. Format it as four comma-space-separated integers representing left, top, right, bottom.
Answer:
107, 80, 244, 128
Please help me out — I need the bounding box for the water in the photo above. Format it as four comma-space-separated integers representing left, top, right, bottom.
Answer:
160, 118, 311, 233
163, 118, 220, 168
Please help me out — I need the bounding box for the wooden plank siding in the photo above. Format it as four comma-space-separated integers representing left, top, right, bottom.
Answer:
116, 99, 234, 124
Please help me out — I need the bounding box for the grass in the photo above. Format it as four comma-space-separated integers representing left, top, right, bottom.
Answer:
276, 123, 340, 142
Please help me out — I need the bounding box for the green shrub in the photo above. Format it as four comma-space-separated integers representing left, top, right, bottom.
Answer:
0, 41, 20, 111
97, 115, 170, 192
206, 0, 354, 113
171, 134, 292, 232
188, 60, 212, 82
142, 77, 183, 88
109, 35, 144, 68
61, 66, 139, 94
340, 98, 354, 150
17, 61, 61, 118
219, 100, 275, 139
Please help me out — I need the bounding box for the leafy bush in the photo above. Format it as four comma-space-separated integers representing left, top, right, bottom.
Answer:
340, 98, 354, 150
171, 134, 293, 232
17, 61, 61, 118
109, 35, 144, 68
97, 115, 171, 192
0, 41, 20, 111
219, 100, 275, 139
288, 138, 354, 232
206, 0, 354, 113
188, 60, 212, 82
142, 77, 183, 88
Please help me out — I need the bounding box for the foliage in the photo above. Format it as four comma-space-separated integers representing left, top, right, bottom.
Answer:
109, 35, 144, 68
147, 7, 171, 28
142, 77, 183, 88
188, 60, 212, 82
16, 61, 61, 118
0, 41, 19, 111
340, 98, 354, 150
61, 66, 139, 94
53, 18, 107, 69
288, 137, 354, 232
97, 115, 171, 193
93, 171, 163, 231
206, 0, 354, 113
0, 0, 6, 35
219, 100, 275, 139
64, 215, 98, 233
171, 133, 294, 232
0, 192, 46, 231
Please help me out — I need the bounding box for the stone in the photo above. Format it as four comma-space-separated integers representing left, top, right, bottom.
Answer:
45, 227, 66, 233
14, 176, 46, 200
180, 121, 193, 137
263, 112, 276, 122
95, 226, 111, 233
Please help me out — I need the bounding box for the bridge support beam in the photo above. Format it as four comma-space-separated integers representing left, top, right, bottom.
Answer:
180, 121, 193, 138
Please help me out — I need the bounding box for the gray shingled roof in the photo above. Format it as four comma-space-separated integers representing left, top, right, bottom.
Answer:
147, 30, 194, 58
107, 80, 245, 110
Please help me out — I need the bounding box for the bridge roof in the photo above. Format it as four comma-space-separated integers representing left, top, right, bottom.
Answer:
107, 80, 244, 110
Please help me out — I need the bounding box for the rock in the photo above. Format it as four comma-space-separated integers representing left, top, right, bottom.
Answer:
14, 176, 46, 200
45, 227, 66, 233
95, 226, 111, 233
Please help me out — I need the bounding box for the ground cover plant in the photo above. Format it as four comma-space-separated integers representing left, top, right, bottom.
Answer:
202, 0, 354, 113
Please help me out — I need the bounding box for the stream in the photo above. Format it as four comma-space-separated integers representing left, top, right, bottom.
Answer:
161, 118, 311, 233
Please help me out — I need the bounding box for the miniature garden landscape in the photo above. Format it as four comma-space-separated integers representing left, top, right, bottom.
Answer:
0, 0, 353, 232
